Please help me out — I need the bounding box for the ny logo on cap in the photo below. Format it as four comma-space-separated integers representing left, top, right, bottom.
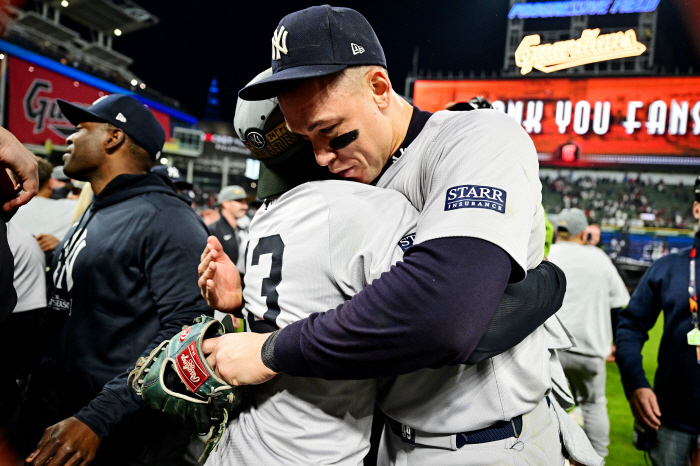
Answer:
351, 43, 365, 55
167, 166, 180, 179
272, 26, 289, 60
116, 113, 127, 123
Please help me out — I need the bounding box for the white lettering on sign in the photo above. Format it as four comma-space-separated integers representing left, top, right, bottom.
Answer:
593, 101, 611, 135
668, 100, 689, 136
515, 28, 646, 75
523, 101, 544, 134
646, 100, 667, 135
492, 100, 506, 113
692, 102, 700, 136
574, 100, 591, 135
556, 101, 573, 134
507, 100, 523, 125
623, 101, 644, 134
492, 98, 700, 137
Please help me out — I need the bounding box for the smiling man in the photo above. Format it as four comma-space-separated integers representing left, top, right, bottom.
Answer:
23, 94, 211, 466
202, 5, 601, 466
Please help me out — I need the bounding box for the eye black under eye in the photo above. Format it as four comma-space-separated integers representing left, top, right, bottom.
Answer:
329, 130, 359, 150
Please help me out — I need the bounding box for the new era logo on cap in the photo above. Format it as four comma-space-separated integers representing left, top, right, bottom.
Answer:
351, 43, 365, 55
116, 113, 127, 123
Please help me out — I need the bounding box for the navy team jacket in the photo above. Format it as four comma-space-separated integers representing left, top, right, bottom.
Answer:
616, 231, 700, 433
48, 173, 212, 438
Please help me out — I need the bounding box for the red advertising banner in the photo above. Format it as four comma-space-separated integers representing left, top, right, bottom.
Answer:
413, 77, 700, 157
7, 56, 170, 145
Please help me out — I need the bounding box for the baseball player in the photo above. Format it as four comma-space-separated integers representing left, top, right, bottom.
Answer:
204, 6, 601, 465
202, 71, 567, 465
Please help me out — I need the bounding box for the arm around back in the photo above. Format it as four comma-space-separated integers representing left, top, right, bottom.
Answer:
274, 236, 512, 379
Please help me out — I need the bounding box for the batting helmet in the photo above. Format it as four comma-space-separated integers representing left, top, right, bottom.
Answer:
234, 69, 334, 199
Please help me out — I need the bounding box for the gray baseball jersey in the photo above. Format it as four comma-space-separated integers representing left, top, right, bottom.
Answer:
206, 180, 418, 466
375, 109, 551, 434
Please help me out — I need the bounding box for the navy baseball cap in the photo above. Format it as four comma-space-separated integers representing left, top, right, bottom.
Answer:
238, 5, 387, 101
151, 165, 193, 190
57, 94, 166, 160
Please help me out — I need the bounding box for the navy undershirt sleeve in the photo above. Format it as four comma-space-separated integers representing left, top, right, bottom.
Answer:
466, 260, 566, 364
274, 237, 512, 379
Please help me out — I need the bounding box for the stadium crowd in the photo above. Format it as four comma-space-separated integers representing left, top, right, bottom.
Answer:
542, 174, 695, 229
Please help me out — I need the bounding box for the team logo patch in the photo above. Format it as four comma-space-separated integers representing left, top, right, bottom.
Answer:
272, 26, 289, 60
398, 233, 415, 252
175, 341, 209, 392
179, 327, 191, 342
444, 185, 507, 213
247, 131, 266, 149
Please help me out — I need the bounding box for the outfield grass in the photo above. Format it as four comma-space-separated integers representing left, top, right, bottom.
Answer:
605, 314, 663, 465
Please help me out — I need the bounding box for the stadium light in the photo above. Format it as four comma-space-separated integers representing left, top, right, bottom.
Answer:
61, 0, 69, 7
160, 157, 169, 165
130, 79, 138, 86
114, 29, 122, 36
139, 83, 146, 89
0, 54, 4, 60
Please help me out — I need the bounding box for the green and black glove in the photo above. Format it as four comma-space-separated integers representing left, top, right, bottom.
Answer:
128, 315, 245, 461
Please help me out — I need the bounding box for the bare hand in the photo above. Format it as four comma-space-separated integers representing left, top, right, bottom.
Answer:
0, 127, 39, 211
198, 236, 242, 312
203, 332, 277, 386
26, 417, 101, 466
606, 343, 616, 363
630, 387, 662, 429
36, 234, 59, 252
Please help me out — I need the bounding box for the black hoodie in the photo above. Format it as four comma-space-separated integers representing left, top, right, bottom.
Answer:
47, 172, 212, 438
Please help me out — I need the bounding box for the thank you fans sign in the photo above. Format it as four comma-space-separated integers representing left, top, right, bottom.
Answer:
413, 77, 700, 158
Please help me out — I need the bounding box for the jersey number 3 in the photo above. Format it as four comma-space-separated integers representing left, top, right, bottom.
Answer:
248, 234, 284, 333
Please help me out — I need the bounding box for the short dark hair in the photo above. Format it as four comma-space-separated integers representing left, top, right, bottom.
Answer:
105, 123, 152, 172
37, 157, 53, 189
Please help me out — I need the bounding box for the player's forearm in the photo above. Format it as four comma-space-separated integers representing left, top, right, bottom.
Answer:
273, 237, 511, 379
75, 306, 214, 438
466, 260, 566, 364
615, 316, 652, 398
75, 384, 136, 439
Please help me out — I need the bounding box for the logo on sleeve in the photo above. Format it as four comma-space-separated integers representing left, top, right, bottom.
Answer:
444, 185, 507, 213
398, 233, 415, 252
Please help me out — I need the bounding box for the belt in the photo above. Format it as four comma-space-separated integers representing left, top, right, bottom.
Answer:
388, 414, 523, 450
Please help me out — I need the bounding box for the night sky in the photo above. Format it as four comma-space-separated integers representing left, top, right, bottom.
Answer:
112, 0, 699, 122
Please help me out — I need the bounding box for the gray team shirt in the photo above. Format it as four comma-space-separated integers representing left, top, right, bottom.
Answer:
207, 180, 418, 466
548, 242, 630, 359
376, 109, 551, 433
7, 222, 46, 313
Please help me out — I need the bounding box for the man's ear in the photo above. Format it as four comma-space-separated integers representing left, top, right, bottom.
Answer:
369, 68, 391, 110
104, 127, 125, 152
693, 201, 700, 221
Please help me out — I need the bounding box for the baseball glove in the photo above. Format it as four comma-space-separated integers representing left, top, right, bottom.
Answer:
128, 315, 245, 461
